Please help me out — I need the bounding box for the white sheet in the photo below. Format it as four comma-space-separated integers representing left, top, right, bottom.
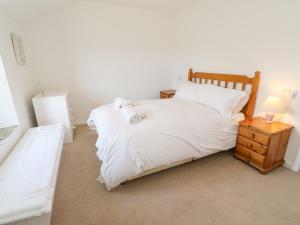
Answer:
0, 124, 65, 225
87, 98, 244, 190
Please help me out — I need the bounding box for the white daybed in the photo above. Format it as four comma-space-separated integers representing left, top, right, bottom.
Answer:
88, 69, 260, 190
0, 124, 65, 225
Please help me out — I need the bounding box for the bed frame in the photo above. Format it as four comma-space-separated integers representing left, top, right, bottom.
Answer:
122, 69, 260, 186
188, 68, 260, 118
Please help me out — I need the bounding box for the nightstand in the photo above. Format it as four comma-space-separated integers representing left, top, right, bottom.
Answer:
160, 90, 176, 99
235, 117, 293, 174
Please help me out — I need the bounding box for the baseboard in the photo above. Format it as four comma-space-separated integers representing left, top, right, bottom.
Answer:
284, 162, 293, 170
292, 148, 300, 172
284, 162, 299, 172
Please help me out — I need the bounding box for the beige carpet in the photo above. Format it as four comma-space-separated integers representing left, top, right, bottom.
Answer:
51, 125, 300, 225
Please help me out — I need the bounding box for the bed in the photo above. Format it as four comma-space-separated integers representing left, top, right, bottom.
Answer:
88, 69, 260, 190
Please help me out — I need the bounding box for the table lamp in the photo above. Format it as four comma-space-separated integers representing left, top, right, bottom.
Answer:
263, 96, 286, 123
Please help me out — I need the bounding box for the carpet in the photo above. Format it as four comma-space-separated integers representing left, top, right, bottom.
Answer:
51, 125, 300, 225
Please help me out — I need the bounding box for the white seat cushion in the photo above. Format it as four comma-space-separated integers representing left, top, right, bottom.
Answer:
0, 124, 65, 225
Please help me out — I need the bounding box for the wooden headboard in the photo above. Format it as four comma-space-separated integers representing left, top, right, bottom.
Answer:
188, 68, 260, 118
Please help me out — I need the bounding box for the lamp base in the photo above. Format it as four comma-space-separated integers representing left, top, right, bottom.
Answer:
265, 113, 275, 123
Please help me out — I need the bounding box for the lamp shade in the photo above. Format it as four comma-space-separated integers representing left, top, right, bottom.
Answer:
263, 96, 286, 114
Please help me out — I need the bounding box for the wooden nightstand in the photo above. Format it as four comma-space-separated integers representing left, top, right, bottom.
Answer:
160, 90, 176, 99
235, 117, 293, 174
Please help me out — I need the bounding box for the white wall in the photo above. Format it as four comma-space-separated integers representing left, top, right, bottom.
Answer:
0, 56, 18, 128
0, 12, 37, 163
24, 1, 174, 123
172, 0, 300, 168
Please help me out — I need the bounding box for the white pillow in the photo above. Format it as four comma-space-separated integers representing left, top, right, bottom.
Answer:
195, 84, 249, 116
174, 81, 199, 101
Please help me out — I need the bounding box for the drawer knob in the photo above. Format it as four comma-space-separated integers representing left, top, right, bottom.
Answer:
251, 133, 255, 138
248, 143, 253, 149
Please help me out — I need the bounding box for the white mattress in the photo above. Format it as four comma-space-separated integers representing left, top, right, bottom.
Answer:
88, 98, 244, 190
0, 124, 65, 225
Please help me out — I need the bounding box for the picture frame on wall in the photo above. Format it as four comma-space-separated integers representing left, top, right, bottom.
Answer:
11, 33, 26, 65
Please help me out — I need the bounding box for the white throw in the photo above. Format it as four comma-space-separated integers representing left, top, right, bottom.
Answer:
120, 106, 146, 124
114, 97, 132, 110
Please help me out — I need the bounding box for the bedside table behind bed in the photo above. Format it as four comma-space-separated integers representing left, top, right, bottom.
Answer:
160, 90, 176, 99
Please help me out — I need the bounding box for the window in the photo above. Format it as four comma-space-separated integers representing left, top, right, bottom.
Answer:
0, 55, 18, 141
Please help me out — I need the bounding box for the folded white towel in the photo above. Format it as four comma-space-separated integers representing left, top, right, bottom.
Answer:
114, 97, 132, 110
120, 106, 146, 124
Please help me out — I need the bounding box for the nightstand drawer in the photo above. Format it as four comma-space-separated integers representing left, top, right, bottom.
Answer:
237, 135, 268, 155
235, 144, 250, 162
239, 127, 270, 146
236, 144, 265, 168
160, 90, 176, 99
160, 93, 169, 99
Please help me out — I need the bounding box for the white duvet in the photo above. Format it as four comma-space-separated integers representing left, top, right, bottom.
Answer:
88, 98, 244, 190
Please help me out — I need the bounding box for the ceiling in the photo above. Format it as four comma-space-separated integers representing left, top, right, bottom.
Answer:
0, 0, 75, 24
98, 0, 201, 12
0, 0, 201, 24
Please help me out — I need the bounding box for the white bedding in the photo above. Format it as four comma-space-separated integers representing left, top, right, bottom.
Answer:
0, 124, 65, 225
88, 98, 244, 190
